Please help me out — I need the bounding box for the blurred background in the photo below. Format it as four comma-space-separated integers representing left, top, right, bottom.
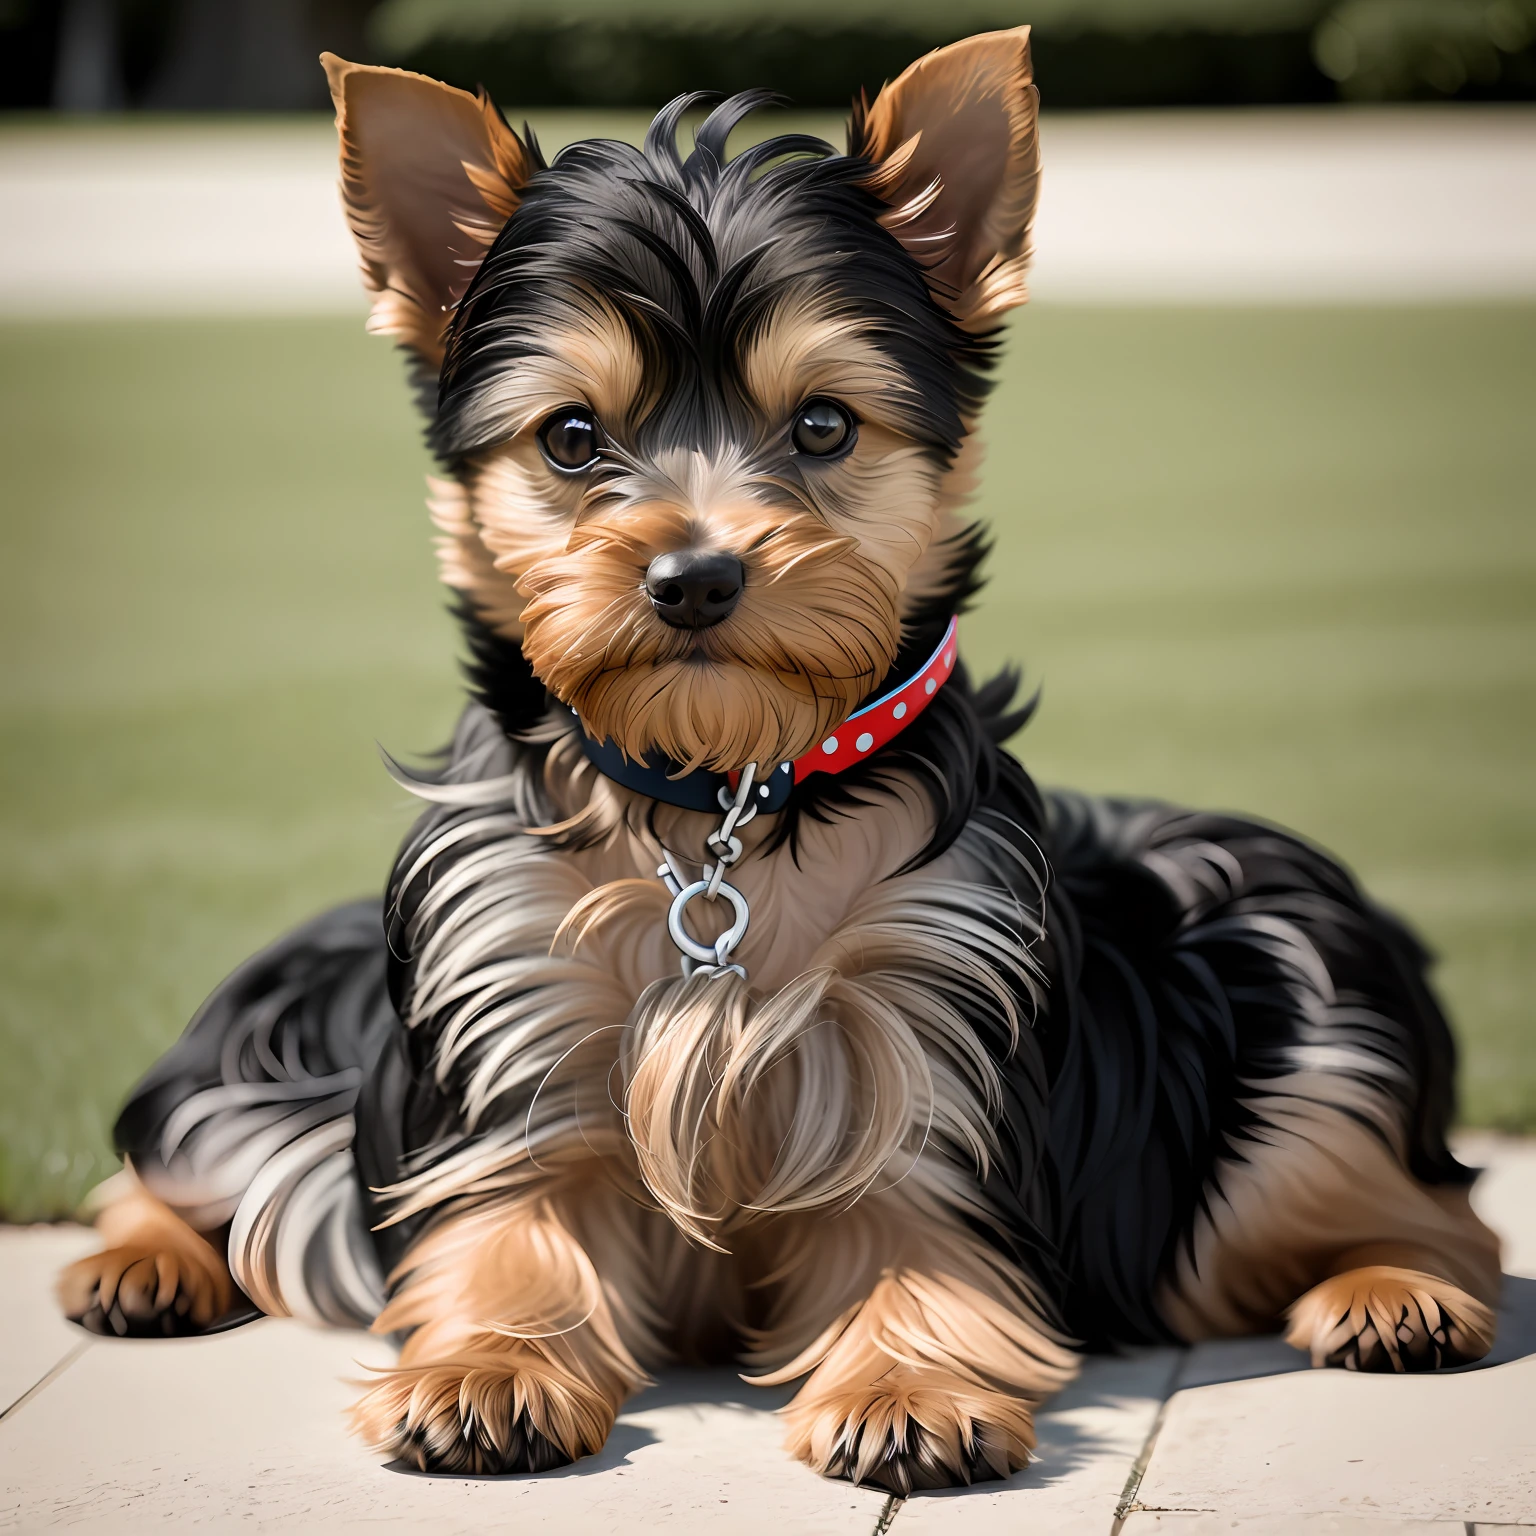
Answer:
0, 0, 1533, 1221
8, 0, 1536, 110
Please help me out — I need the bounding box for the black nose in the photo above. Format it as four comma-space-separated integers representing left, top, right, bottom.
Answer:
645, 550, 744, 630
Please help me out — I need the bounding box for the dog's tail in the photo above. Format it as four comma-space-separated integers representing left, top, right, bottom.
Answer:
112, 900, 396, 1328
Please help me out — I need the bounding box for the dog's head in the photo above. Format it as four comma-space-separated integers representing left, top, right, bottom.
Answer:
326, 31, 1039, 772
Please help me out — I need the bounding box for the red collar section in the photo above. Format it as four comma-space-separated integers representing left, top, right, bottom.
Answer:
796, 614, 959, 781
730, 615, 960, 790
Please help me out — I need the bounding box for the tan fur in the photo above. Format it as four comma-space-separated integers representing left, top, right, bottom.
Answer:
751, 1196, 1076, 1488
57, 1169, 233, 1329
355, 736, 1057, 1469
427, 474, 525, 635
69, 36, 1497, 1489
438, 288, 963, 771
350, 1184, 654, 1469
855, 27, 1041, 329
323, 54, 534, 368
361, 1136, 1074, 1481
320, 56, 1016, 773
380, 740, 1034, 1228
900, 432, 986, 622
620, 852, 1037, 1246
515, 485, 899, 772
1284, 1264, 1496, 1371
1157, 1077, 1502, 1343
450, 293, 654, 456
734, 303, 918, 428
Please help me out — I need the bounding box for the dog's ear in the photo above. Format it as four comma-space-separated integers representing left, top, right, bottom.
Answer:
851, 27, 1040, 330
322, 54, 535, 370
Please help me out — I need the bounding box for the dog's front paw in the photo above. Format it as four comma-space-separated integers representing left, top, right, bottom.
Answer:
1285, 1266, 1495, 1372
351, 1356, 613, 1476
58, 1242, 234, 1337
785, 1383, 1033, 1494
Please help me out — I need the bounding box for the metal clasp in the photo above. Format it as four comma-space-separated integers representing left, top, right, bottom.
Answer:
655, 762, 759, 979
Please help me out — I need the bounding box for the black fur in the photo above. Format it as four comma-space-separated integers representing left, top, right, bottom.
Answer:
1037, 791, 1469, 1346
393, 1405, 573, 1477
434, 95, 990, 471
113, 680, 1469, 1353
105, 91, 1475, 1482
825, 1413, 1012, 1496
114, 901, 395, 1168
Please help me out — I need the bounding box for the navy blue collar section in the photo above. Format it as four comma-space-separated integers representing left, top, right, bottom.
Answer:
576, 727, 797, 814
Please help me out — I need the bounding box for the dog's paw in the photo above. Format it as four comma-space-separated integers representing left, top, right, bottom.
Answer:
350, 1359, 612, 1476
786, 1384, 1032, 1494
1285, 1266, 1495, 1372
57, 1242, 234, 1337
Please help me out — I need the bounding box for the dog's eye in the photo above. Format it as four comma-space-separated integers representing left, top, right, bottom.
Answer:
791, 398, 856, 459
538, 407, 601, 472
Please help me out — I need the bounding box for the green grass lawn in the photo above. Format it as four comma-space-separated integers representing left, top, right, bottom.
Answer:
1, 303, 1532, 1220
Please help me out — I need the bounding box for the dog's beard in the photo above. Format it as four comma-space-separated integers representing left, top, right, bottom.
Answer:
517, 502, 903, 772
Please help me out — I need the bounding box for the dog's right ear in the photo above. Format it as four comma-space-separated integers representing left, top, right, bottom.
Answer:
322, 55, 535, 371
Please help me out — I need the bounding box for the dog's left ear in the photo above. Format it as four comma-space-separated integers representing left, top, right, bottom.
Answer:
851, 27, 1041, 330
322, 54, 535, 370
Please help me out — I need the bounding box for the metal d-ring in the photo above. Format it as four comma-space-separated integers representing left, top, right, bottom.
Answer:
667, 877, 750, 968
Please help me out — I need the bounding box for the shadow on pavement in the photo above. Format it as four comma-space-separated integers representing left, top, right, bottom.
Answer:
623, 1369, 798, 1414
895, 1349, 1183, 1502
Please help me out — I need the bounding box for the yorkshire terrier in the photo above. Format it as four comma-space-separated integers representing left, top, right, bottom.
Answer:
59, 27, 1500, 1494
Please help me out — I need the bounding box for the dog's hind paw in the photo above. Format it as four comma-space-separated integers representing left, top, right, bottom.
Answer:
58, 1241, 238, 1338
350, 1359, 610, 1476
786, 1383, 1032, 1494
1285, 1266, 1495, 1372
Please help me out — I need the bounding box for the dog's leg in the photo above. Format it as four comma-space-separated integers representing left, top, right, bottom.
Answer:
348, 1179, 658, 1474
1160, 1089, 1502, 1371
61, 902, 392, 1332
57, 1169, 234, 1336
749, 1197, 1078, 1494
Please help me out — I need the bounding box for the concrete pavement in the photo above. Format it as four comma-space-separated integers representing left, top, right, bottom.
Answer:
1, 1134, 1533, 1533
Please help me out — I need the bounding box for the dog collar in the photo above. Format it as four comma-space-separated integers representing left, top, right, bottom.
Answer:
576, 615, 959, 814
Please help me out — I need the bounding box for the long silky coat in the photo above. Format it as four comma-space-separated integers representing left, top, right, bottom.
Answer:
63, 29, 1501, 1495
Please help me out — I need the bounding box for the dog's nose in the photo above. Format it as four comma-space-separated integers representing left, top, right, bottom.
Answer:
645, 551, 744, 629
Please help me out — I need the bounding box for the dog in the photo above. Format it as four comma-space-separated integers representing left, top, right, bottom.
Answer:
58, 27, 1501, 1494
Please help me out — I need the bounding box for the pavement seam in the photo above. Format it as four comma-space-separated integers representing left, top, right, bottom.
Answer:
1109, 1349, 1190, 1533
0, 1338, 91, 1428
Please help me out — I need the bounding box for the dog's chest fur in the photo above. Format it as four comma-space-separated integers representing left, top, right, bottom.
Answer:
383, 710, 1041, 1237
562, 770, 944, 995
